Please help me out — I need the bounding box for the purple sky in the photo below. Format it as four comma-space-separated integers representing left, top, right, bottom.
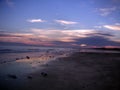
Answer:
0, 0, 120, 47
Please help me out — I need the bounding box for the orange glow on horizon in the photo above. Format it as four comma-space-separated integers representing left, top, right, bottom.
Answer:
104, 46, 120, 48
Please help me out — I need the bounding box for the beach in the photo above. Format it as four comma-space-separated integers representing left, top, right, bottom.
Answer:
1, 0, 120, 89
0, 51, 120, 90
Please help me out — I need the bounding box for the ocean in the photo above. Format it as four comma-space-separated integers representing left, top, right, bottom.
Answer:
0, 45, 75, 63
0, 45, 119, 64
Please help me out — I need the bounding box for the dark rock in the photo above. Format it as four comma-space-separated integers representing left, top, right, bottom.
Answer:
27, 76, 32, 79
16, 58, 19, 60
3, 61, 6, 63
26, 56, 30, 59
82, 86, 85, 88
8, 74, 17, 79
41, 72, 48, 77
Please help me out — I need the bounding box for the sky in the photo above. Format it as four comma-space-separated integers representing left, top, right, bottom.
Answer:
0, 0, 120, 47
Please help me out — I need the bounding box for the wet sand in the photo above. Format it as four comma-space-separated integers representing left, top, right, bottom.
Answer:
1, 52, 120, 90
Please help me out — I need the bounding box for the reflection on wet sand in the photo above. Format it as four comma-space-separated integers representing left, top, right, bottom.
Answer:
0, 48, 74, 81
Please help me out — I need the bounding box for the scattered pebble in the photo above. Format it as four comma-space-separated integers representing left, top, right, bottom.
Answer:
8, 74, 17, 79
3, 61, 6, 63
16, 58, 19, 60
26, 56, 30, 59
41, 72, 48, 77
27, 76, 32, 79
82, 86, 85, 88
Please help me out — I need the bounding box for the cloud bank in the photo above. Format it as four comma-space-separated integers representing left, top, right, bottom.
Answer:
1, 28, 120, 47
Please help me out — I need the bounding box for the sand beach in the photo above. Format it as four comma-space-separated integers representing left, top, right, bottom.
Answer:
0, 51, 120, 90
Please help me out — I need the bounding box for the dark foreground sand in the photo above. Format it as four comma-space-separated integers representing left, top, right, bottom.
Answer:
1, 52, 120, 90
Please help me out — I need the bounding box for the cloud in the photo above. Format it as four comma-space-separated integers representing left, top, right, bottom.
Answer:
103, 25, 120, 30
74, 36, 120, 46
97, 7, 116, 16
0, 32, 33, 37
31, 28, 96, 42
55, 20, 78, 25
103, 24, 120, 43
27, 19, 45, 23
0, 28, 119, 47
6, 0, 14, 7
0, 29, 96, 46
94, 26, 102, 29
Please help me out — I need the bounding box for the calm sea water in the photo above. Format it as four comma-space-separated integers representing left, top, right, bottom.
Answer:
0, 45, 74, 63
0, 45, 119, 63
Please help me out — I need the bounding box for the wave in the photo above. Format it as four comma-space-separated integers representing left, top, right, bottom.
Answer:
0, 48, 43, 53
